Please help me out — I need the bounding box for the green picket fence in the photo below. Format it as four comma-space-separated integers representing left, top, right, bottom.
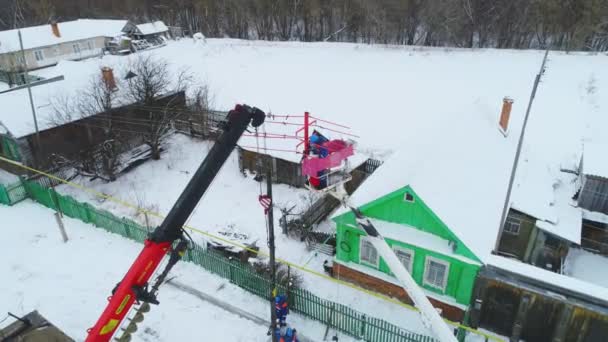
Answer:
0, 177, 435, 342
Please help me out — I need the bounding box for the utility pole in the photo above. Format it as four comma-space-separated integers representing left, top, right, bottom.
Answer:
493, 50, 549, 254
267, 167, 278, 342
17, 30, 41, 150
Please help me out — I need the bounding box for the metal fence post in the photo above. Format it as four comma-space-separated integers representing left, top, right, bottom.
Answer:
229, 257, 234, 283
360, 314, 366, 339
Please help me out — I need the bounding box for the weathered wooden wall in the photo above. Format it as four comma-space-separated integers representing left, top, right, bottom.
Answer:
15, 92, 186, 170
497, 209, 536, 260
579, 175, 608, 214
472, 267, 608, 342
581, 219, 608, 256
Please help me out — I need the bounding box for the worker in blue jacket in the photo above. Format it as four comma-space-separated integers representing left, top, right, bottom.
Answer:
275, 294, 289, 324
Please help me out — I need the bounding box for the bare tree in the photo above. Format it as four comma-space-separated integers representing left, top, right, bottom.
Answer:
123, 55, 192, 160
50, 73, 123, 181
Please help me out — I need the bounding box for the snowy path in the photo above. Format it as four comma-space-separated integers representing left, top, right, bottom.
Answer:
0, 201, 358, 341
167, 280, 315, 342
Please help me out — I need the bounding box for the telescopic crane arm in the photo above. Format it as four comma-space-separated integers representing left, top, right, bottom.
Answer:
86, 104, 265, 342
350, 207, 458, 342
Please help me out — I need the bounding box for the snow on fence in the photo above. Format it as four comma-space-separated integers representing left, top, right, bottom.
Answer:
0, 178, 435, 342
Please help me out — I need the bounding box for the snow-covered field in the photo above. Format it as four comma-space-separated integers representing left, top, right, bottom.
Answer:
0, 200, 363, 342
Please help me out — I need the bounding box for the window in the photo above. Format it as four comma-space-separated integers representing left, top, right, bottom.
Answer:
87, 41, 94, 50
392, 246, 414, 273
34, 50, 44, 61
360, 237, 379, 267
404, 192, 415, 202
16, 54, 25, 65
423, 257, 449, 291
504, 216, 521, 235
72, 43, 81, 54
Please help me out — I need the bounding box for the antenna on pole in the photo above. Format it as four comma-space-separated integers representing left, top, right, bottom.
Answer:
494, 50, 550, 254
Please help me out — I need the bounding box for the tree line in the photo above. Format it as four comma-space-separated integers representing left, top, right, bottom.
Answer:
2, 0, 608, 51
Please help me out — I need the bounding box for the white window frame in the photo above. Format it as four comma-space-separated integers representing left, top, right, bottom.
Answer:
359, 237, 379, 268
86, 41, 94, 50
504, 215, 521, 235
404, 192, 415, 203
392, 245, 414, 273
423, 256, 450, 292
72, 43, 81, 54
34, 50, 44, 61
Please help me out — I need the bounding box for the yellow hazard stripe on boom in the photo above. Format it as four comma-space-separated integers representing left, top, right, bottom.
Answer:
99, 319, 119, 335
0, 155, 503, 342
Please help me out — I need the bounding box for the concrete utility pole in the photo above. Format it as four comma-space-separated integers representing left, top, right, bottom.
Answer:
493, 50, 550, 254
266, 168, 278, 342
17, 30, 41, 148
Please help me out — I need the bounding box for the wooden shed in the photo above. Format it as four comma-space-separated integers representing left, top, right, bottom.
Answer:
471, 264, 608, 342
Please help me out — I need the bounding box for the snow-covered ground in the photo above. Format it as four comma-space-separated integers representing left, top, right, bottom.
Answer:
0, 168, 18, 184
56, 133, 316, 265
564, 248, 608, 288
54, 133, 436, 336
0, 200, 363, 342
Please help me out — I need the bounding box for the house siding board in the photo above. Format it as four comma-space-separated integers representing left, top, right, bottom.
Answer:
580, 175, 608, 214
0, 37, 105, 72
497, 209, 536, 260
335, 185, 479, 261
337, 224, 479, 306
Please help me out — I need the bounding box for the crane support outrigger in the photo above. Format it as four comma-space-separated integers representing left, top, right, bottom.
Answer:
86, 104, 265, 342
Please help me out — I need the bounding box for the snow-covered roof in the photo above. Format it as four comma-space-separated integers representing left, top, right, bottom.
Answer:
359, 219, 480, 265
488, 254, 608, 304
583, 142, 608, 178
582, 208, 608, 224
0, 19, 127, 53
0, 59, 119, 137
565, 248, 608, 289
136, 21, 169, 35
332, 50, 608, 261
510, 53, 608, 242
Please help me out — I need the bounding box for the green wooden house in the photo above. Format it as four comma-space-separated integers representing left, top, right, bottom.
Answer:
333, 185, 483, 322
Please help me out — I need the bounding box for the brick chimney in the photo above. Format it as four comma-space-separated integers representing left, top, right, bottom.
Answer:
499, 97, 514, 135
51, 21, 61, 38
101, 67, 117, 91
